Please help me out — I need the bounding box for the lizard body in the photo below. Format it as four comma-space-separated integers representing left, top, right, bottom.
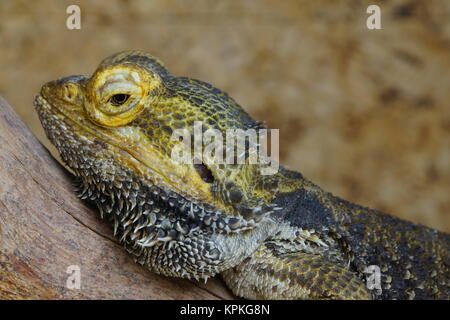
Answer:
34, 51, 450, 300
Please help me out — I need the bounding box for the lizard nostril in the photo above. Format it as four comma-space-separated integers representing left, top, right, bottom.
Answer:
63, 83, 78, 101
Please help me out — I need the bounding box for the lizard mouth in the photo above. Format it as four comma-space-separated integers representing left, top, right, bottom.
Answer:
34, 93, 259, 247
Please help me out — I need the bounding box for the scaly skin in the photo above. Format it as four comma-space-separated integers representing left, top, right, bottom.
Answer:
34, 51, 450, 300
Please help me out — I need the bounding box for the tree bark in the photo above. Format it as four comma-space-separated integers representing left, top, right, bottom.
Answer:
0, 96, 234, 300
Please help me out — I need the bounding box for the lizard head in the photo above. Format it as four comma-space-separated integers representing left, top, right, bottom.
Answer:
35, 50, 299, 252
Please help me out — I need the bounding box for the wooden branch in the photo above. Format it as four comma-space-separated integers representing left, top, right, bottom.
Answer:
0, 96, 234, 299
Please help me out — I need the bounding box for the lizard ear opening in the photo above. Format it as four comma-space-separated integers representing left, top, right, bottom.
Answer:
194, 163, 215, 183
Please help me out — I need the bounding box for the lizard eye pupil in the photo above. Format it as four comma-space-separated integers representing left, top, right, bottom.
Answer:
109, 94, 130, 106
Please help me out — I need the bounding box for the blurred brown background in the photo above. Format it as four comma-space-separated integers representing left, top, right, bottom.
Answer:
0, 0, 449, 231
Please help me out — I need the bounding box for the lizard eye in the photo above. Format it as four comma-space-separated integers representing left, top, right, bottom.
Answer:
109, 94, 130, 106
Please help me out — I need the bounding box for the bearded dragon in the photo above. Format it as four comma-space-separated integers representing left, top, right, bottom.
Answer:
34, 51, 450, 300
